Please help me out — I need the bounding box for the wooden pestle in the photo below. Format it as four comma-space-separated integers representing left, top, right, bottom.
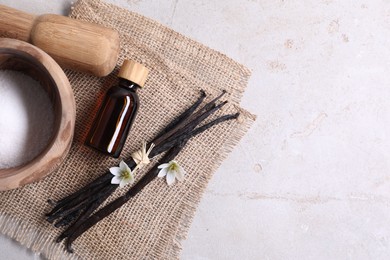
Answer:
0, 4, 120, 77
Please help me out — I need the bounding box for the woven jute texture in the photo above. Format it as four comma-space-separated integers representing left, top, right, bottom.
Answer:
0, 0, 255, 259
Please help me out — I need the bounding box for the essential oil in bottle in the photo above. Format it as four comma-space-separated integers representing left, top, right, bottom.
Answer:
85, 60, 149, 158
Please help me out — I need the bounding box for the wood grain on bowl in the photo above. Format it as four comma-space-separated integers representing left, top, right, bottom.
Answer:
0, 38, 76, 191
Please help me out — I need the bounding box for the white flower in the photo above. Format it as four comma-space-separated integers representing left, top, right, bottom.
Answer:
157, 160, 185, 186
110, 160, 135, 188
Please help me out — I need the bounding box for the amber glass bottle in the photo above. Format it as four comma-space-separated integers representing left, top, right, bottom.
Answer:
86, 60, 149, 157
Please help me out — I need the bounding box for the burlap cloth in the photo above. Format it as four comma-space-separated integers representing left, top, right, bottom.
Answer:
0, 0, 255, 259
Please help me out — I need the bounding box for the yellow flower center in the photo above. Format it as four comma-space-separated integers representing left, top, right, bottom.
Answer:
121, 170, 131, 179
168, 162, 178, 172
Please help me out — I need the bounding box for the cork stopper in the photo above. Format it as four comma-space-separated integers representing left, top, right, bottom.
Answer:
118, 60, 149, 87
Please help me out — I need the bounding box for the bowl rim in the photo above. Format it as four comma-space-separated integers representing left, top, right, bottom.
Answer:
0, 38, 76, 191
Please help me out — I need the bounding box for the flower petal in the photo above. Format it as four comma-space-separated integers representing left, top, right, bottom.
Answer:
109, 166, 121, 176
157, 163, 170, 169
157, 167, 168, 178
120, 160, 129, 170
111, 176, 121, 184
124, 162, 132, 174
119, 179, 127, 188
175, 168, 185, 181
166, 171, 176, 185
119, 177, 134, 188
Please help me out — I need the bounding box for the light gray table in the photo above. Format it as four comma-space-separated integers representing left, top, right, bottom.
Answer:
1, 0, 390, 259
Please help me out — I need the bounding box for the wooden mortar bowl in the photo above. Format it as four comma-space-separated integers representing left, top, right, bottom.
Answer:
0, 38, 75, 191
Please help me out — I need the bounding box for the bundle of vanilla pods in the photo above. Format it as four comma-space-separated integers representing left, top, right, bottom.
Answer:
46, 90, 239, 252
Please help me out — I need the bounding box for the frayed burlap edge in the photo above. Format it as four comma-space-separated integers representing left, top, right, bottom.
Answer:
0, 213, 77, 260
